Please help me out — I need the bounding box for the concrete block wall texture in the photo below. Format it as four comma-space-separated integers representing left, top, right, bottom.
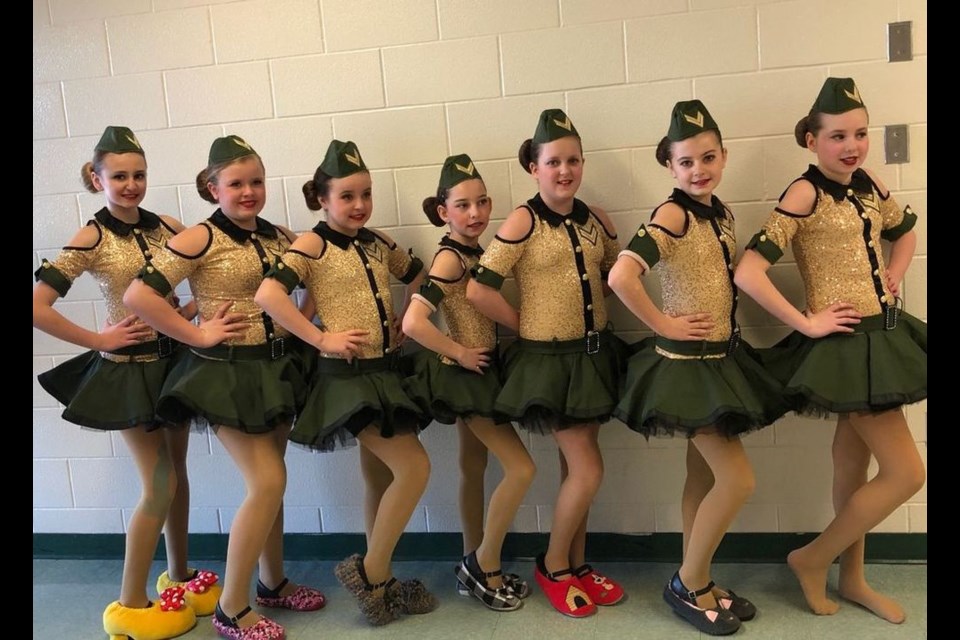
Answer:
33, 0, 926, 535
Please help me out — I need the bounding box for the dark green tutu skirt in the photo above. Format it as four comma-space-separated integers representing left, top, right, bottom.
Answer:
37, 349, 182, 431
402, 348, 508, 425
759, 311, 927, 416
613, 337, 790, 438
291, 354, 430, 452
156, 341, 309, 433
495, 330, 629, 433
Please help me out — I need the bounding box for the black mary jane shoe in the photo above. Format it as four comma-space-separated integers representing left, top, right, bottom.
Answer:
455, 551, 523, 612
714, 584, 757, 621
662, 571, 741, 636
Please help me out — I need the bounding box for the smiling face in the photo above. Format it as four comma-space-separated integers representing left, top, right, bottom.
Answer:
666, 130, 727, 205
530, 136, 584, 210
207, 156, 266, 230
91, 152, 147, 217
807, 108, 870, 184
438, 178, 491, 245
320, 171, 373, 236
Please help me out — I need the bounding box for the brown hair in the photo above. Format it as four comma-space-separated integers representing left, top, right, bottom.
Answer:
794, 107, 870, 148
421, 192, 446, 227
196, 154, 264, 204
654, 130, 724, 167
517, 135, 583, 174
302, 165, 371, 211
80, 149, 146, 194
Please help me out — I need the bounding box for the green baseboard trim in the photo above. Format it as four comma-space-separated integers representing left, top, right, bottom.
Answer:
34, 532, 925, 563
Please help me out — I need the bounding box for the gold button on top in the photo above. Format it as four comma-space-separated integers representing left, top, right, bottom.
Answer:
277, 262, 285, 269
868, 241, 875, 247
42, 260, 51, 268
759, 234, 767, 242
846, 189, 854, 197
575, 246, 582, 253
861, 213, 868, 219
144, 250, 152, 258
637, 228, 646, 237
133, 229, 141, 235
581, 273, 589, 281
586, 304, 593, 311
146, 266, 155, 273
261, 257, 269, 263
250, 233, 257, 240
383, 320, 389, 327
727, 264, 733, 271
564, 219, 572, 226
384, 348, 391, 354
375, 293, 381, 299
353, 240, 360, 246
365, 264, 372, 270
268, 333, 274, 339
477, 267, 484, 273
874, 269, 880, 276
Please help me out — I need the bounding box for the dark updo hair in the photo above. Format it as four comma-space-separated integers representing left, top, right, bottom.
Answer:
654, 130, 725, 167
794, 106, 869, 148
302, 165, 372, 211
421, 190, 446, 227
517, 135, 583, 174
80, 148, 146, 194
195, 154, 264, 204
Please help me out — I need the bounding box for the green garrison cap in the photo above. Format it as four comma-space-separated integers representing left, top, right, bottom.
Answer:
320, 140, 367, 178
812, 77, 866, 114
667, 100, 720, 142
439, 153, 482, 191
95, 126, 144, 154
208, 135, 257, 165
532, 109, 579, 144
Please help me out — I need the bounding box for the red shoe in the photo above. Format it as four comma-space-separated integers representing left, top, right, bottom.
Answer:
574, 563, 625, 606
255, 577, 326, 611
534, 553, 595, 618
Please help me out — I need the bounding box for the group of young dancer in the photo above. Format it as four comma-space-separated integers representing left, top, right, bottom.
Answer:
34, 76, 926, 639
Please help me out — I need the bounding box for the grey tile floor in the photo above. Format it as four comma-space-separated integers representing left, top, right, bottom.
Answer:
34, 558, 926, 639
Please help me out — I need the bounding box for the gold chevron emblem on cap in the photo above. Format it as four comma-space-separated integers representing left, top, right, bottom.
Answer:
844, 86, 862, 104
683, 111, 705, 128
553, 116, 572, 131
234, 138, 252, 150
455, 161, 475, 175
125, 134, 142, 149
345, 148, 361, 167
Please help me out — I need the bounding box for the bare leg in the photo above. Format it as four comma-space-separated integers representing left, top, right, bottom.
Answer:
356, 428, 431, 585
162, 424, 191, 581
682, 440, 714, 559
467, 418, 535, 589
119, 426, 176, 608
360, 440, 393, 544
787, 409, 925, 619
678, 432, 755, 610
543, 423, 603, 577
214, 428, 287, 629
457, 418, 489, 556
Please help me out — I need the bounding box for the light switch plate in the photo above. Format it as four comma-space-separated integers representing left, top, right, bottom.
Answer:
884, 125, 909, 164
888, 21, 912, 62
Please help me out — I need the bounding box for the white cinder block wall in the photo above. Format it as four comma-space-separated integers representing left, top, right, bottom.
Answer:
33, 0, 927, 537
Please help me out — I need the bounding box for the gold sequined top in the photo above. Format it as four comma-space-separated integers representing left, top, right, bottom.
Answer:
622, 189, 739, 343
475, 194, 619, 341
35, 207, 179, 362
270, 222, 423, 360
413, 235, 496, 359
146, 211, 293, 346
748, 166, 917, 316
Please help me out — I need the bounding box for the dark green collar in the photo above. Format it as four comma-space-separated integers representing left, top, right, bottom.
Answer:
312, 221, 375, 250
209, 210, 277, 244
439, 234, 483, 257
670, 188, 726, 221
94, 207, 161, 237
803, 165, 873, 201
527, 193, 590, 228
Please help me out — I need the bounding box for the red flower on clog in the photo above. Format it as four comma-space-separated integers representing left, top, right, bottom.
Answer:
159, 586, 187, 611
186, 570, 219, 594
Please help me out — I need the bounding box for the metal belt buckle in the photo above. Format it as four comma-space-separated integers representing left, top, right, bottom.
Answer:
727, 329, 741, 355
157, 335, 173, 359
586, 330, 601, 355
884, 298, 902, 331
270, 337, 286, 360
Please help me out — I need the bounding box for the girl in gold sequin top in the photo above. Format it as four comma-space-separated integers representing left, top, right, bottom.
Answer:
33, 126, 212, 640
402, 154, 536, 612
735, 78, 926, 624
467, 109, 626, 617
609, 101, 788, 636
124, 136, 325, 640
255, 139, 436, 626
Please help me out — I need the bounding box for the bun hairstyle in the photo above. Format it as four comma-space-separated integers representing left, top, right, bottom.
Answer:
80, 160, 100, 194
421, 191, 446, 227
517, 138, 538, 174
196, 167, 219, 204
83, 126, 146, 194
794, 112, 825, 147
654, 136, 673, 167
303, 166, 335, 211
796, 77, 870, 147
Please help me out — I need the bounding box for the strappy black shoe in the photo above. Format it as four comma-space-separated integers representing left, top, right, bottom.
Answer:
455, 550, 523, 611
662, 571, 741, 636
714, 584, 757, 621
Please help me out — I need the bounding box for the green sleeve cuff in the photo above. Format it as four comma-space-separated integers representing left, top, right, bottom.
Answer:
745, 231, 783, 265
470, 264, 505, 290
418, 279, 445, 306
625, 226, 660, 268
264, 258, 302, 294
34, 260, 71, 297
881, 205, 918, 242
137, 264, 173, 296
399, 256, 424, 284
